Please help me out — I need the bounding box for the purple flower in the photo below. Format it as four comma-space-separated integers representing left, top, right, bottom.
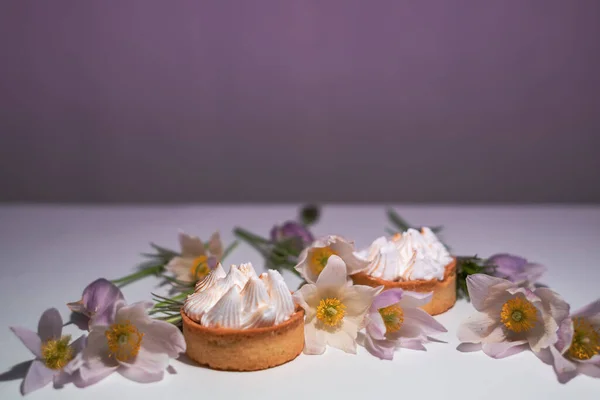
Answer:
67, 278, 124, 328
270, 221, 314, 252
486, 254, 546, 285
458, 274, 570, 358
364, 289, 447, 360
75, 300, 186, 386
536, 299, 600, 383
10, 308, 85, 395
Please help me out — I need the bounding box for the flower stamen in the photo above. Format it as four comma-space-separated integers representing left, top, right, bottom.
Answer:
316, 298, 346, 327
309, 247, 336, 276
500, 296, 538, 333
189, 255, 210, 281
41, 335, 74, 370
379, 304, 404, 333
568, 317, 600, 360
105, 320, 144, 362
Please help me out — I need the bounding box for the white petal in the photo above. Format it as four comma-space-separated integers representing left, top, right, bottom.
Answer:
115, 301, 153, 325
326, 318, 359, 354
457, 312, 501, 343
293, 284, 318, 320
138, 320, 186, 358
178, 231, 205, 258
166, 257, 194, 283
316, 255, 348, 289
534, 287, 570, 325
341, 284, 381, 318
403, 308, 447, 335
330, 237, 369, 274
466, 274, 513, 312
303, 322, 326, 355
207, 232, 223, 259
118, 348, 169, 382
294, 248, 317, 284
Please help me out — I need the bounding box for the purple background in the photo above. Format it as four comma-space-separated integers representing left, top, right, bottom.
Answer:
1, 1, 599, 203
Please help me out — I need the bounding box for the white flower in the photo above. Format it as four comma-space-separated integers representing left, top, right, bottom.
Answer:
166, 231, 223, 284
76, 301, 186, 386
294, 235, 369, 283
457, 274, 570, 358
293, 255, 381, 355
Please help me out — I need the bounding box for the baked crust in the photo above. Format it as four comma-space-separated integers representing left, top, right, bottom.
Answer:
350, 257, 457, 315
181, 307, 305, 371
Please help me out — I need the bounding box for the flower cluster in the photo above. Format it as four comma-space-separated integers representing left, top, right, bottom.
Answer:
293, 236, 447, 359
457, 274, 599, 383
10, 279, 186, 395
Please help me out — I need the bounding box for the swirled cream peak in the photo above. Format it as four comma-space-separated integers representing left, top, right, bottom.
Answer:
356, 227, 452, 281
184, 262, 295, 329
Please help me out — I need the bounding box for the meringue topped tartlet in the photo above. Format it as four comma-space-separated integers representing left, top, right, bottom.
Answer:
351, 227, 457, 315
181, 263, 304, 371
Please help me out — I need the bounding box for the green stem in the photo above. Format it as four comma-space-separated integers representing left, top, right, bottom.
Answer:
234, 227, 270, 245
112, 265, 163, 287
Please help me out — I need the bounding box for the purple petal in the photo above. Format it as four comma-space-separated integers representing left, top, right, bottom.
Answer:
365, 312, 386, 341
76, 364, 118, 388
572, 299, 600, 319
22, 360, 55, 395
371, 289, 404, 311
456, 343, 482, 353
403, 308, 447, 335
364, 334, 395, 360
398, 338, 427, 351
578, 363, 600, 379
37, 308, 62, 342
548, 345, 578, 384
466, 274, 512, 311
397, 291, 433, 309
53, 370, 74, 388
118, 365, 165, 383
481, 341, 528, 359
138, 319, 186, 358
10, 327, 42, 358
79, 278, 124, 321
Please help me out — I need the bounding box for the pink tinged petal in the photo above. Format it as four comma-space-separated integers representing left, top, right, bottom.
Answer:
457, 312, 500, 343
81, 326, 113, 363
293, 283, 318, 320
10, 327, 42, 358
53, 370, 74, 388
578, 354, 600, 365
330, 238, 368, 274
326, 318, 359, 354
522, 263, 546, 283
535, 347, 553, 365
22, 360, 55, 395
371, 289, 404, 311
38, 308, 62, 342
119, 365, 164, 383
78, 278, 124, 319
527, 310, 559, 353
397, 291, 433, 309
114, 301, 153, 325
393, 323, 423, 339
549, 346, 578, 380
403, 308, 447, 336
364, 334, 395, 360
555, 318, 574, 353
466, 274, 513, 312
572, 299, 600, 319
119, 348, 170, 376
303, 322, 326, 355
341, 284, 382, 318
179, 231, 205, 258
481, 341, 528, 359
138, 319, 186, 358
207, 232, 223, 259
534, 288, 571, 325
456, 343, 482, 353
365, 312, 386, 341
315, 255, 348, 289
76, 363, 118, 388
578, 363, 600, 379
398, 338, 427, 351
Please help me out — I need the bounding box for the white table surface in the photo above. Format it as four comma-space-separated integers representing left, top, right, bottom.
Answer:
0, 204, 599, 399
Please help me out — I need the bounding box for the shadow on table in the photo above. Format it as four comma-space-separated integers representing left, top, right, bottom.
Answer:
0, 360, 31, 382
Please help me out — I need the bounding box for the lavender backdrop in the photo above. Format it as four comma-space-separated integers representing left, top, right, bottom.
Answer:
1, 1, 599, 203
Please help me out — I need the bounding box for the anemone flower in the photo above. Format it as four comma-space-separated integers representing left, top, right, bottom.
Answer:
294, 235, 369, 284
67, 278, 124, 328
536, 299, 600, 383
293, 255, 381, 354
457, 274, 569, 358
364, 289, 447, 360
269, 221, 314, 253
486, 254, 546, 285
10, 308, 85, 395
166, 231, 223, 284
76, 300, 185, 386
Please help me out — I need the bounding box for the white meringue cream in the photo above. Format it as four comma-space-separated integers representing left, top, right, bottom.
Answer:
184, 263, 295, 329
357, 227, 452, 281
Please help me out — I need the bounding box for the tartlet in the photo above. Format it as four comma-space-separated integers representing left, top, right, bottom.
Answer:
182, 306, 305, 371
351, 257, 456, 315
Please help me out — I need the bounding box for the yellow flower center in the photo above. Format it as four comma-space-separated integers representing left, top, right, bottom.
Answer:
379, 304, 404, 333
316, 298, 346, 328
41, 335, 74, 370
568, 317, 600, 360
189, 255, 210, 281
500, 296, 538, 333
105, 320, 144, 362
309, 247, 337, 276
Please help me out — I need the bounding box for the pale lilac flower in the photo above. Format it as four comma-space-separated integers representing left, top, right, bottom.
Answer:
67, 278, 124, 327
293, 255, 382, 355
457, 274, 569, 358
295, 235, 369, 283
486, 254, 546, 285
10, 308, 85, 395
76, 300, 185, 386
270, 221, 314, 252
166, 231, 223, 284
536, 299, 600, 383
364, 289, 447, 360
